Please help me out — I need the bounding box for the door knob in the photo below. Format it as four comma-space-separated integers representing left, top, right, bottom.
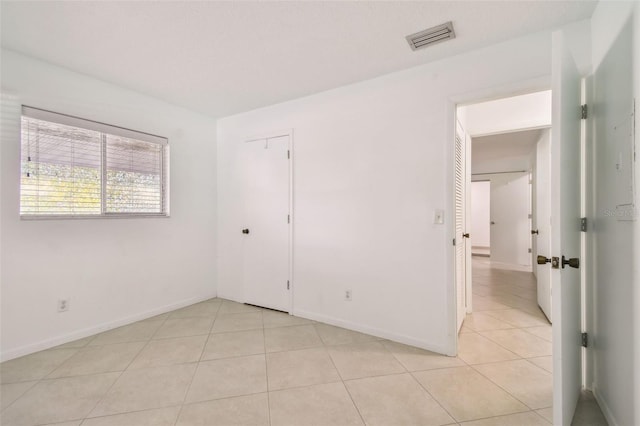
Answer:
562, 255, 580, 269
537, 255, 550, 265
538, 255, 560, 268
463, 233, 470, 238
242, 229, 250, 234
531, 229, 539, 235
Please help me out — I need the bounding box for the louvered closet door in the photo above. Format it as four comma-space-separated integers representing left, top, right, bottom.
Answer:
454, 127, 466, 332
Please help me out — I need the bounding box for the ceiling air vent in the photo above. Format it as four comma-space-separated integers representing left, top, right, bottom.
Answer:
406, 22, 455, 51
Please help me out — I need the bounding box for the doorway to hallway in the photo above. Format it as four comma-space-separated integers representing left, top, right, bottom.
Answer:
454, 90, 556, 421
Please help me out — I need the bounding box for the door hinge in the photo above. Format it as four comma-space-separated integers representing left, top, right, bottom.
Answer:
287, 214, 290, 224
581, 217, 587, 232
582, 332, 588, 348
581, 104, 588, 120
528, 248, 532, 253
287, 280, 290, 290
452, 238, 456, 246
287, 150, 290, 159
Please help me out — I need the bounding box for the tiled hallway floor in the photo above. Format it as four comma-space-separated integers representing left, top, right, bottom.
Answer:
1, 260, 554, 426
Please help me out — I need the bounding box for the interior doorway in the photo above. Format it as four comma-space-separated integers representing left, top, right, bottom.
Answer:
455, 91, 553, 325
454, 90, 556, 417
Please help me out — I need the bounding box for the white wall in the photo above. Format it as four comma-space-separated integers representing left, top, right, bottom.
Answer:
460, 91, 552, 137
216, 26, 590, 354
471, 154, 533, 176
0, 50, 218, 361
589, 2, 637, 425
471, 181, 491, 248
634, 5, 640, 426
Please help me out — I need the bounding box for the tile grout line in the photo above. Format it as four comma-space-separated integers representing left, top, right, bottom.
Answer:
475, 325, 550, 360
172, 299, 223, 426
261, 310, 273, 426
458, 332, 523, 365
76, 404, 183, 424
320, 332, 369, 426
2, 320, 165, 423
0, 378, 40, 415
330, 371, 367, 424
470, 363, 549, 413
408, 369, 459, 424
81, 311, 172, 424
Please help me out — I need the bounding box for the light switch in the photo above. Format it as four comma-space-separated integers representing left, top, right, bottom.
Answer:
434, 209, 444, 224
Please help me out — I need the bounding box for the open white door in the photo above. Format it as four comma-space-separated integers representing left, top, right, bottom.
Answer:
549, 31, 583, 426
242, 134, 292, 312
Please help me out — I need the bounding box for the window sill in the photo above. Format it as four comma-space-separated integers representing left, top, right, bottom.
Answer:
20, 213, 170, 221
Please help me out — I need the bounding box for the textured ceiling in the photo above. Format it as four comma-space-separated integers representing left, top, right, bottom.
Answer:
1, 1, 597, 118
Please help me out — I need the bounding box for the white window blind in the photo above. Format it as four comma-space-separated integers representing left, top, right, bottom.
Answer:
20, 106, 169, 218
106, 135, 164, 214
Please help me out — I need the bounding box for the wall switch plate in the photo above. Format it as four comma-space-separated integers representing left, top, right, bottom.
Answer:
434, 209, 445, 224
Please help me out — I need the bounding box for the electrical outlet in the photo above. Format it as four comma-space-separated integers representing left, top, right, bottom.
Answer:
58, 299, 69, 312
345, 290, 352, 301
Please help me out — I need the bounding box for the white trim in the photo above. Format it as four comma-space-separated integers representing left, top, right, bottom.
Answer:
288, 130, 295, 315
22, 105, 168, 146
466, 124, 552, 139
20, 213, 170, 221
293, 308, 451, 355
445, 98, 458, 357
0, 293, 216, 362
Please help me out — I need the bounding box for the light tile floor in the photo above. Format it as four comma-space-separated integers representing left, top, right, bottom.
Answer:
1, 258, 557, 426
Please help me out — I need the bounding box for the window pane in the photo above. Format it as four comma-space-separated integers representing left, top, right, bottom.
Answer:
105, 135, 163, 214
20, 117, 102, 215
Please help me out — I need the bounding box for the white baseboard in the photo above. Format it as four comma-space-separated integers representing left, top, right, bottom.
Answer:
0, 293, 217, 362
592, 385, 619, 426
293, 308, 452, 356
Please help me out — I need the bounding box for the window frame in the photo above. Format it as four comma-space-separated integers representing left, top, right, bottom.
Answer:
20, 106, 170, 220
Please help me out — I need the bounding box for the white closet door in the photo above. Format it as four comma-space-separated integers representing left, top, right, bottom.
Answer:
242, 135, 291, 312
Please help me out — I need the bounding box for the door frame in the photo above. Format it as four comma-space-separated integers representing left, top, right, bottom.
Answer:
244, 129, 295, 313
448, 71, 589, 425
445, 76, 551, 356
